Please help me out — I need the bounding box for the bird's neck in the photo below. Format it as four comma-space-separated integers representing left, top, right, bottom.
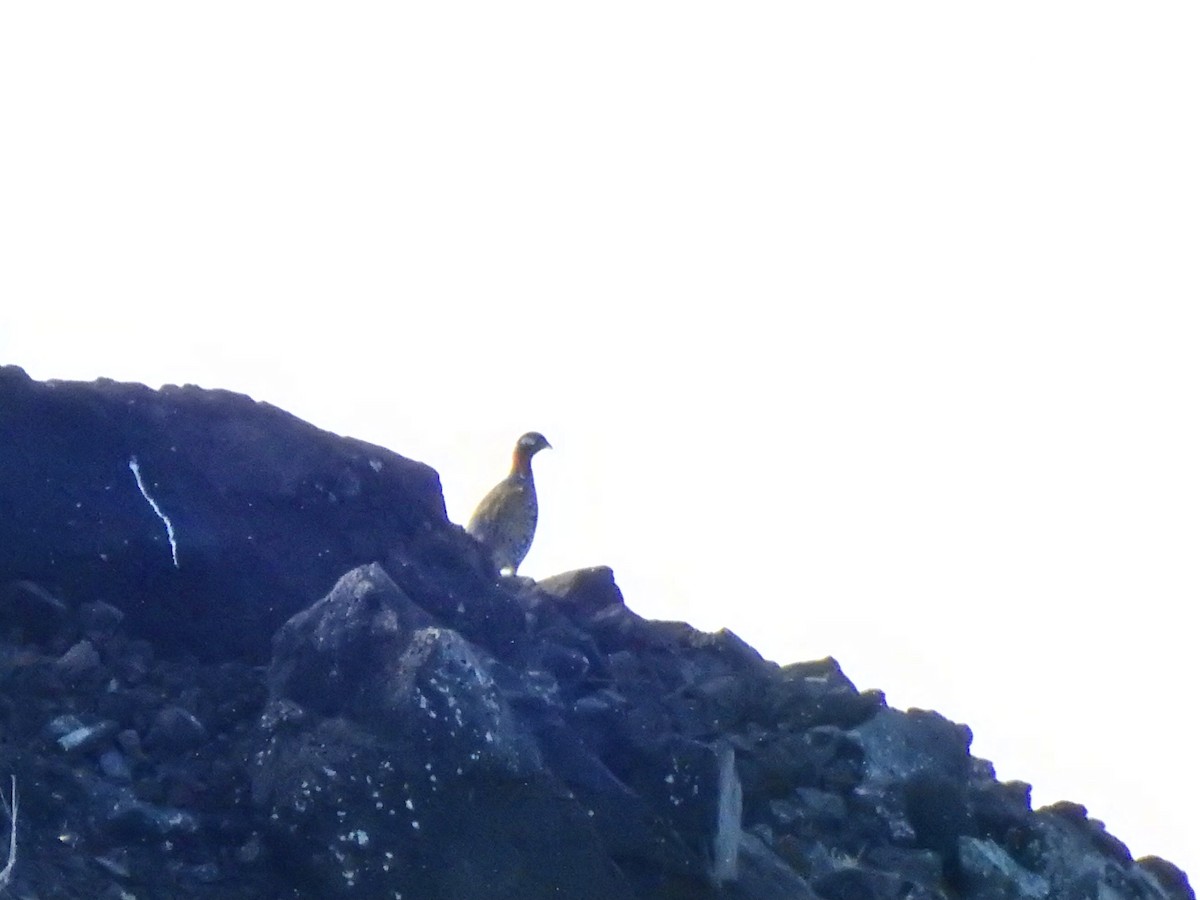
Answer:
510, 449, 535, 479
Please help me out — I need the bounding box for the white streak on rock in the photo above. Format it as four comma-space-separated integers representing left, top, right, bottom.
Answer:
128, 456, 179, 568
712, 745, 742, 884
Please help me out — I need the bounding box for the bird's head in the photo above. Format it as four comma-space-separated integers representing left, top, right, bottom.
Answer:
515, 432, 552, 457
510, 432, 551, 476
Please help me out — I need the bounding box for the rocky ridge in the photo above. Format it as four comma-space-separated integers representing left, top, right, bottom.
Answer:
0, 365, 1192, 900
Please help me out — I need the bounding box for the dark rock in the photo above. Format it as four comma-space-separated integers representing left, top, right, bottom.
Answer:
724, 830, 821, 899
537, 565, 626, 617
766, 657, 883, 729
236, 833, 264, 864
623, 737, 729, 863
110, 637, 155, 683
182, 862, 223, 884
853, 707, 973, 784
93, 851, 132, 879
958, 836, 1051, 899
742, 724, 865, 800
252, 712, 634, 900
116, 727, 145, 757
54, 639, 103, 682
522, 714, 703, 887
95, 684, 146, 724
50, 716, 119, 755
80, 599, 126, 639
534, 642, 592, 686
250, 571, 638, 898
1008, 800, 1177, 900
587, 603, 646, 651
812, 864, 914, 900
848, 707, 974, 871
861, 843, 946, 889
0, 369, 1189, 900
382, 543, 529, 663
768, 787, 849, 834
147, 705, 208, 753
88, 776, 202, 839
0, 368, 448, 661
1139, 857, 1196, 900
267, 563, 435, 718
524, 620, 604, 690
605, 649, 641, 682
904, 770, 971, 861
44, 712, 86, 738
0, 579, 70, 643
99, 748, 134, 782
971, 776, 1035, 844
704, 628, 775, 675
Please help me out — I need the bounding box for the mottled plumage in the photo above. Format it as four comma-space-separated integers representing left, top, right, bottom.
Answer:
466, 432, 551, 574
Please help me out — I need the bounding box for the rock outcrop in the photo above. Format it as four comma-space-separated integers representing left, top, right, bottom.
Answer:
0, 366, 1192, 899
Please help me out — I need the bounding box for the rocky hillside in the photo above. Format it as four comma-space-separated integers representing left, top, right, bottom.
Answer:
0, 365, 1192, 900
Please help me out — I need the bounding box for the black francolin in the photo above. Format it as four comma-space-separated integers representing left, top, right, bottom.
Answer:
466, 432, 551, 575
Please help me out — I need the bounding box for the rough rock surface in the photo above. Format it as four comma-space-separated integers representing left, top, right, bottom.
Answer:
0, 366, 1192, 899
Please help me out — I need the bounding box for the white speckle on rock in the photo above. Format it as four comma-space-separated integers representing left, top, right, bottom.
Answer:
405, 799, 414, 811
411, 820, 420, 830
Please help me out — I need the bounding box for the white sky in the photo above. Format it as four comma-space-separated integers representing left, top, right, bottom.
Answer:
2, 2, 1197, 878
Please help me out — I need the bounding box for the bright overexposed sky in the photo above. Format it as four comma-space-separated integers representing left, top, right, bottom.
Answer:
2, 2, 1197, 879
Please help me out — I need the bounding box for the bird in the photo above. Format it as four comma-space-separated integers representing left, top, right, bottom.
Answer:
466, 432, 552, 575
